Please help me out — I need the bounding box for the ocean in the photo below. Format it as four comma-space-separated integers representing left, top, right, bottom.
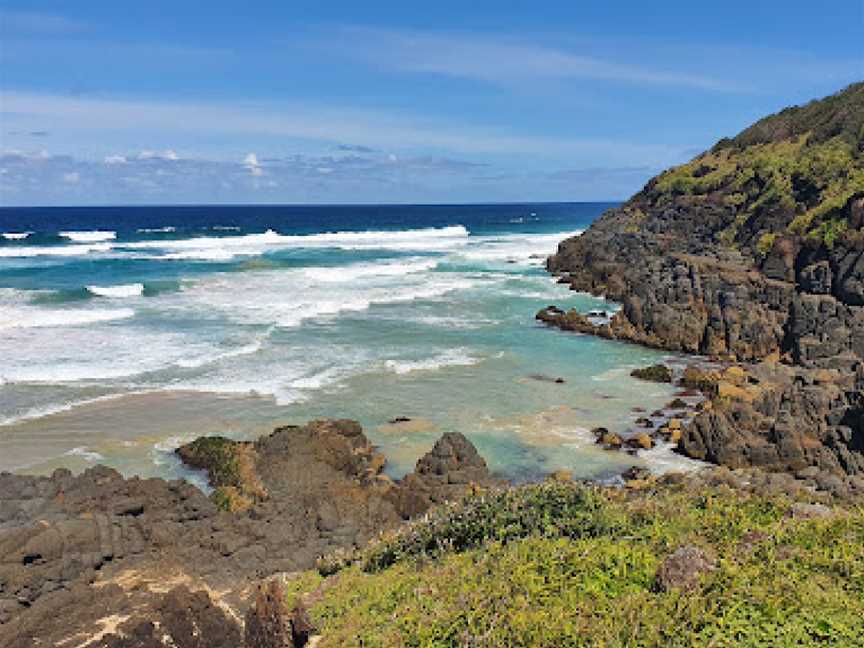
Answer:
0, 203, 700, 485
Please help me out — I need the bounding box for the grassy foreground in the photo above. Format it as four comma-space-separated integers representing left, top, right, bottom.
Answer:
282, 481, 863, 647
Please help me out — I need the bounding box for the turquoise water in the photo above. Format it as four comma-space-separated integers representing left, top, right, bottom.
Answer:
0, 204, 698, 481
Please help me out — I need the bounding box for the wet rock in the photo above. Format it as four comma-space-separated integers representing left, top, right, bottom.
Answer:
621, 466, 652, 482
626, 433, 654, 450
630, 364, 673, 383
596, 431, 623, 450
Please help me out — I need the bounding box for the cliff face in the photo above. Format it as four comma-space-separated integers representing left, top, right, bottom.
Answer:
547, 82, 864, 474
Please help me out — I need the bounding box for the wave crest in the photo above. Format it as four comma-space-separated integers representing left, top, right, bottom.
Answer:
86, 283, 145, 298
60, 230, 117, 242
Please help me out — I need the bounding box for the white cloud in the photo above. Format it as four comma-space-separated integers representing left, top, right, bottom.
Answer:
62, 171, 80, 184
104, 154, 127, 165
318, 27, 749, 93
138, 149, 179, 161
0, 10, 89, 35
243, 152, 263, 176
0, 91, 688, 164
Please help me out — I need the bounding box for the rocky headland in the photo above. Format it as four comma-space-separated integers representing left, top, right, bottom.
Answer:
0, 420, 497, 646
541, 82, 864, 477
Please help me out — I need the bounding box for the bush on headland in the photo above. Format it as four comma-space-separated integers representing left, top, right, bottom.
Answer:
286, 479, 864, 646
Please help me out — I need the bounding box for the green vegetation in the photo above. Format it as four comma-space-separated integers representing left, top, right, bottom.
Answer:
648, 82, 864, 253
630, 364, 674, 383
176, 436, 266, 511
285, 482, 864, 647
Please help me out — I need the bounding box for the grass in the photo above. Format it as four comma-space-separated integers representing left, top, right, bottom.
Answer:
284, 482, 864, 647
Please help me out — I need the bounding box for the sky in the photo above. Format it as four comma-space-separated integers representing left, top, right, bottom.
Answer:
0, 1, 861, 206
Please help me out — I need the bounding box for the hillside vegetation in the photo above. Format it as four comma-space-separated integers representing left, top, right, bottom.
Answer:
646, 82, 864, 254
281, 481, 864, 647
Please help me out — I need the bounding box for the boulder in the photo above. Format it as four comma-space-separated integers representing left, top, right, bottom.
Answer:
654, 545, 716, 592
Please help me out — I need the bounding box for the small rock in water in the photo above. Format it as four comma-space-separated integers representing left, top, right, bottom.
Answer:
388, 416, 412, 424
630, 364, 673, 383
626, 433, 654, 450
621, 466, 652, 482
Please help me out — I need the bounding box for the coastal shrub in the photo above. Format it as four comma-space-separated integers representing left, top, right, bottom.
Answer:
756, 232, 777, 257
292, 486, 864, 647
630, 364, 673, 383
176, 436, 267, 511
645, 104, 863, 256
320, 482, 621, 575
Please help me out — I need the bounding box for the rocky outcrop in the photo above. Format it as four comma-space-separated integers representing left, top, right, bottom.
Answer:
0, 420, 495, 646
654, 545, 716, 592
544, 83, 864, 476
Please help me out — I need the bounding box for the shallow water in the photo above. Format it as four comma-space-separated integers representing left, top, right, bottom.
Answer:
0, 203, 702, 481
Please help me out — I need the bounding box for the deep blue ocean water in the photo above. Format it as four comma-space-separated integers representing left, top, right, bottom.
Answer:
0, 203, 699, 482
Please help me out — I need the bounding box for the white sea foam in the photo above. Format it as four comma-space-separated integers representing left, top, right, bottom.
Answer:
454, 230, 582, 266
173, 337, 266, 369
303, 258, 437, 282
59, 230, 117, 242
384, 348, 481, 375
0, 305, 135, 330
0, 243, 112, 258
86, 283, 145, 298
137, 226, 176, 233
410, 315, 500, 330
2, 231, 32, 240
64, 446, 105, 462
124, 225, 470, 260
0, 392, 137, 428
645, 440, 707, 474
171, 268, 475, 328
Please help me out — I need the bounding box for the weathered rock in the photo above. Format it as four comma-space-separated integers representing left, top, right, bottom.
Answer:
626, 433, 654, 450
788, 502, 833, 520
244, 580, 297, 648
0, 421, 496, 644
654, 545, 716, 592
542, 90, 864, 476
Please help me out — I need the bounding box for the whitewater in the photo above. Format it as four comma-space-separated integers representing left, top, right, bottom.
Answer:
0, 203, 702, 482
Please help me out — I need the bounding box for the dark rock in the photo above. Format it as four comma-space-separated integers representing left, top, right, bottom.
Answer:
103, 587, 242, 648
0, 420, 497, 643
244, 580, 295, 648
630, 364, 673, 383
625, 433, 654, 450
621, 466, 652, 482
543, 92, 864, 477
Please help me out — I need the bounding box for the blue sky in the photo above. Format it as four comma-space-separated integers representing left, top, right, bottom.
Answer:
1, 1, 861, 205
